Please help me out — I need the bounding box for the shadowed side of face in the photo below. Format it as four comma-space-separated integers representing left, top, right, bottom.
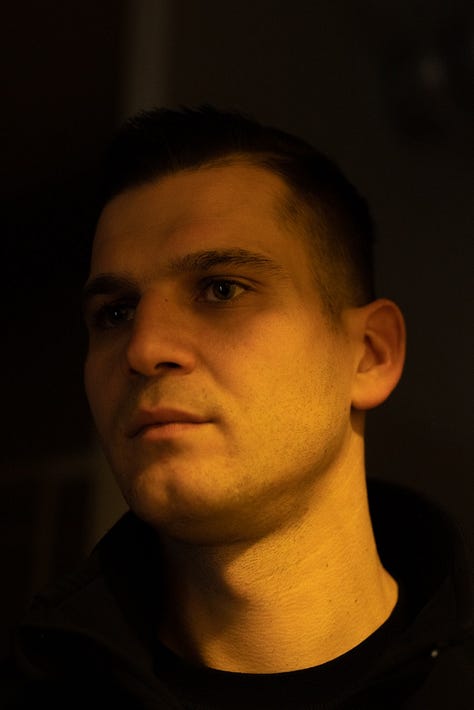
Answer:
83, 163, 359, 544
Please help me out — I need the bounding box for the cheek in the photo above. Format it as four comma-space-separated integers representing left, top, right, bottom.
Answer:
216, 333, 313, 416
83, 358, 100, 423
83, 355, 93, 403
84, 353, 115, 426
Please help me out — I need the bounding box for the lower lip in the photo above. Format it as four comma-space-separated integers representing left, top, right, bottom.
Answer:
136, 422, 209, 441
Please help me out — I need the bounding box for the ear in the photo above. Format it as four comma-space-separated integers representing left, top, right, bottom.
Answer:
350, 299, 406, 411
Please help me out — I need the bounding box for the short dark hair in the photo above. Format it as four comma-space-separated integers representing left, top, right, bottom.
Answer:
95, 105, 375, 318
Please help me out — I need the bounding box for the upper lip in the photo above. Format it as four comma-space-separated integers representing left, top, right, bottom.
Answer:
128, 408, 210, 437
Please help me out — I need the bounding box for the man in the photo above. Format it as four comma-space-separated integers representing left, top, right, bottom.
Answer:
3, 106, 473, 708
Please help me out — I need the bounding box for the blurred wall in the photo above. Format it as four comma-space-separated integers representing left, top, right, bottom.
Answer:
2, 0, 473, 656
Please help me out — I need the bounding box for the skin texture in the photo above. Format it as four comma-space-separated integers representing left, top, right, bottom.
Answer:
84, 163, 406, 672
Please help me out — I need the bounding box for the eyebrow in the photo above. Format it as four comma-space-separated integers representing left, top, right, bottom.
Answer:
82, 248, 288, 307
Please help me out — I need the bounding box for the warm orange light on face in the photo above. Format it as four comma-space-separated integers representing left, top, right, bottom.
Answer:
84, 164, 360, 543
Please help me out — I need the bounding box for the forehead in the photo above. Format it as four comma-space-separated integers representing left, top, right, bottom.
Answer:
91, 163, 314, 289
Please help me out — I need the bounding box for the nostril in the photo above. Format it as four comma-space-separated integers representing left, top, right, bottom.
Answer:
126, 360, 184, 377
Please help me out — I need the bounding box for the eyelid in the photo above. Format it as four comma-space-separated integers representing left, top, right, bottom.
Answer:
84, 290, 137, 314
87, 298, 136, 330
198, 275, 253, 288
197, 277, 252, 301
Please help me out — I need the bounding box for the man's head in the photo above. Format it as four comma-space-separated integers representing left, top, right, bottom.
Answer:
83, 107, 405, 544
95, 105, 375, 322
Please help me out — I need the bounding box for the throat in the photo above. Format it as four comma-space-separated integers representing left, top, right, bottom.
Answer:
158, 531, 399, 673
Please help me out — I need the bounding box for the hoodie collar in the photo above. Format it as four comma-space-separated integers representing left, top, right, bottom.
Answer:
17, 479, 473, 680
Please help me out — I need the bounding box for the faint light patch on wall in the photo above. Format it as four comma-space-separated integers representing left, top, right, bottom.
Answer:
118, 0, 171, 122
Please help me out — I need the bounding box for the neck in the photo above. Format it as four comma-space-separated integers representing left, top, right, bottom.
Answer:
158, 468, 398, 673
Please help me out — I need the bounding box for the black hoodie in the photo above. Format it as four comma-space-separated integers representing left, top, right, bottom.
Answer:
2, 479, 473, 709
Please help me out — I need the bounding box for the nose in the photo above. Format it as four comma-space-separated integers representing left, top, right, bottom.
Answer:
124, 295, 196, 377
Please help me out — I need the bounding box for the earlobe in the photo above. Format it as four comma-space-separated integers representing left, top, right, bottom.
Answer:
351, 299, 406, 411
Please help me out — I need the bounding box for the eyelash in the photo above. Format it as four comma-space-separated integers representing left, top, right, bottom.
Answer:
198, 278, 250, 303
90, 279, 251, 330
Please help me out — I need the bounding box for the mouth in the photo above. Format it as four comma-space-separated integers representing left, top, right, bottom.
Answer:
128, 408, 211, 438
133, 420, 210, 441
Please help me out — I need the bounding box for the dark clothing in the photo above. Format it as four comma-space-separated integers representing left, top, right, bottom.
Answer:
2, 479, 473, 708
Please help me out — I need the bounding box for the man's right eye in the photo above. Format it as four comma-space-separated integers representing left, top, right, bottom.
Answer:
92, 302, 136, 330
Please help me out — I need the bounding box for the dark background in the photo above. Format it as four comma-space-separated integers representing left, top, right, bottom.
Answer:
2, 0, 473, 657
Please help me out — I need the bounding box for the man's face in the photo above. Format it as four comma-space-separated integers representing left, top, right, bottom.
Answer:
84, 163, 359, 543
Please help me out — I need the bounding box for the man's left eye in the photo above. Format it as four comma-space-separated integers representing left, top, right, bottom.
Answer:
200, 280, 249, 303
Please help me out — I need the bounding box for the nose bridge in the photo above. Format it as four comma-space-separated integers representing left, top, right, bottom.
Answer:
125, 291, 194, 376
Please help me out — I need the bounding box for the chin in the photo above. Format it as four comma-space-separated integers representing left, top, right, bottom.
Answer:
119, 471, 260, 545
132, 497, 252, 546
